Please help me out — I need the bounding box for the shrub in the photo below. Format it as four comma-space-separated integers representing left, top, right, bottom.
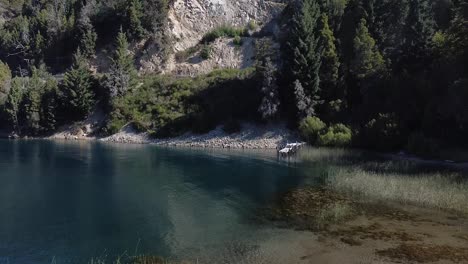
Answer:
406, 132, 440, 157
299, 116, 326, 144
233, 35, 243, 46
103, 111, 126, 135
200, 45, 212, 60
129, 120, 149, 133
317, 123, 352, 147
247, 20, 257, 31
174, 46, 199, 63
106, 67, 258, 137
201, 25, 246, 43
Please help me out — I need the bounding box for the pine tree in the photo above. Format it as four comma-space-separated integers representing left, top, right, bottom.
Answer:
287, 0, 322, 117
77, 15, 97, 59
258, 57, 280, 120
104, 29, 137, 98
5, 78, 24, 134
294, 79, 314, 118
127, 0, 146, 39
371, 0, 409, 61
40, 79, 58, 132
32, 31, 46, 65
446, 0, 468, 63
320, 0, 349, 33
22, 70, 43, 134
60, 49, 96, 121
319, 14, 340, 100
351, 18, 385, 80
399, 0, 435, 69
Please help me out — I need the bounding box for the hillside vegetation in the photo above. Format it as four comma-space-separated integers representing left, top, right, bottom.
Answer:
0, 0, 466, 156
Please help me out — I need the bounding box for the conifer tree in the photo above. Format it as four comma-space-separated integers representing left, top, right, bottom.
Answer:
351, 18, 385, 80
60, 49, 96, 121
294, 79, 314, 118
22, 70, 43, 134
258, 57, 280, 120
40, 79, 58, 132
5, 78, 24, 134
399, 0, 435, 69
127, 0, 146, 39
446, 0, 467, 63
287, 0, 322, 117
104, 29, 137, 98
319, 14, 340, 100
77, 16, 97, 59
371, 0, 409, 61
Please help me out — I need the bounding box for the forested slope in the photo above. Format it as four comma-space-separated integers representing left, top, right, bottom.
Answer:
0, 0, 466, 156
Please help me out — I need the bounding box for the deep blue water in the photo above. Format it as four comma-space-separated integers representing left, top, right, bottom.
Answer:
0, 140, 308, 263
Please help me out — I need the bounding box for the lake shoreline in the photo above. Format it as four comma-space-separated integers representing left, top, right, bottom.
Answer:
40, 122, 302, 149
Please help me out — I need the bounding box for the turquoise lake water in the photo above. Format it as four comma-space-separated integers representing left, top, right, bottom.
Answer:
0, 140, 310, 263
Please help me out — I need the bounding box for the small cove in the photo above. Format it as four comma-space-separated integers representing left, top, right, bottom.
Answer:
0, 140, 467, 263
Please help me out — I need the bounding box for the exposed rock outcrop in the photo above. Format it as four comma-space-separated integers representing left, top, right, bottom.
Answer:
138, 0, 286, 75
168, 0, 285, 51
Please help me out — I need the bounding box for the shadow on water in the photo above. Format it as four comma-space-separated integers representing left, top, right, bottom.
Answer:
0, 140, 311, 263
151, 146, 308, 204
2, 141, 468, 263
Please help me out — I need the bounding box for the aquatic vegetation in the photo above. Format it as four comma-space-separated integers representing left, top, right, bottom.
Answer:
297, 147, 358, 163
377, 243, 468, 263
327, 167, 468, 214
88, 255, 179, 264
329, 223, 423, 242
266, 187, 356, 230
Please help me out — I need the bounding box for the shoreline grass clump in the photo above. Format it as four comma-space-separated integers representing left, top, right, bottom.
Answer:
326, 166, 468, 214
297, 147, 359, 164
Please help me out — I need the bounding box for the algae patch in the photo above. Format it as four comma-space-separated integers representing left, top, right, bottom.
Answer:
377, 244, 468, 263
266, 187, 356, 230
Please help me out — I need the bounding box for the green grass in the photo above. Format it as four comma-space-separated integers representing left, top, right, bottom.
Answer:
326, 165, 468, 214
297, 147, 468, 214
297, 147, 358, 163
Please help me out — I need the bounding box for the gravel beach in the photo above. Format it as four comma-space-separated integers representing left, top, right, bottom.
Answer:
100, 123, 301, 149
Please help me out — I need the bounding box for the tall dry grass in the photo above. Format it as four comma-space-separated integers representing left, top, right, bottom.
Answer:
327, 166, 468, 214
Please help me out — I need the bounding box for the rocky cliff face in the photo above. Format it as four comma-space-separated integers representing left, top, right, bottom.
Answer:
168, 0, 285, 51
138, 0, 286, 75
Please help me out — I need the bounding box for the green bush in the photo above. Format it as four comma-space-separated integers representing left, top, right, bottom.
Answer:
317, 124, 352, 147
299, 116, 326, 144
406, 132, 440, 157
200, 45, 212, 60
247, 20, 257, 31
175, 46, 199, 62
233, 35, 243, 46
201, 25, 246, 43
106, 67, 258, 136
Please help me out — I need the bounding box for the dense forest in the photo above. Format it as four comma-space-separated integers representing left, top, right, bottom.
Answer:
0, 0, 467, 156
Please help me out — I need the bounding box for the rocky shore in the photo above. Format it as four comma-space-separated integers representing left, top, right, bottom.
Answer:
100, 123, 301, 149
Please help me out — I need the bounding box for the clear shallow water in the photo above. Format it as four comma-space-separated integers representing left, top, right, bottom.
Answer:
0, 140, 309, 263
